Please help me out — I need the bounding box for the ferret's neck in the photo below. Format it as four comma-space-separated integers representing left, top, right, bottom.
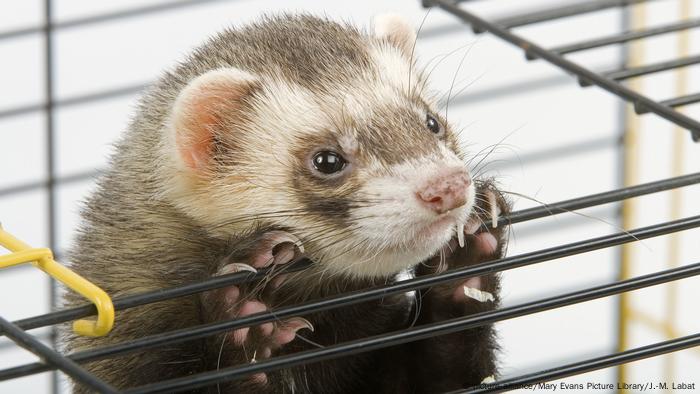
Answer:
71, 170, 225, 297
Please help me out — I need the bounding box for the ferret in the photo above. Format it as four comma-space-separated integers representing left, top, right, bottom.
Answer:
61, 14, 510, 394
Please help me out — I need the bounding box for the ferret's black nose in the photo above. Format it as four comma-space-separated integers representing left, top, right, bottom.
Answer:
416, 169, 471, 214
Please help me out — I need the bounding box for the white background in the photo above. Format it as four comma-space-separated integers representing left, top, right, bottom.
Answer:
1, 0, 699, 393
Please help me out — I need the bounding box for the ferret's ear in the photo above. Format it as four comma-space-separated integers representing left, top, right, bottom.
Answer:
372, 13, 417, 56
170, 68, 259, 172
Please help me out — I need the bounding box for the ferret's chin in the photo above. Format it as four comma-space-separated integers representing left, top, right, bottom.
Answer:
328, 249, 429, 279
320, 224, 457, 279
317, 204, 472, 279
414, 216, 458, 247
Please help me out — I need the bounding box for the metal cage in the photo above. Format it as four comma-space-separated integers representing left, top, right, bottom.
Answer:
0, 1, 698, 393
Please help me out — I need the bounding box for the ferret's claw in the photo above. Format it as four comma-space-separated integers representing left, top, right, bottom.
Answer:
252, 230, 305, 268
284, 317, 314, 333
264, 231, 304, 253
226, 263, 258, 274
272, 317, 315, 346
457, 222, 465, 248
217, 263, 258, 276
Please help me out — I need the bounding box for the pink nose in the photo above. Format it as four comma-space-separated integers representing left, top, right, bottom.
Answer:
417, 170, 471, 214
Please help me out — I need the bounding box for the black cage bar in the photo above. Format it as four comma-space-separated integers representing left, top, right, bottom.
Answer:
433, 0, 700, 142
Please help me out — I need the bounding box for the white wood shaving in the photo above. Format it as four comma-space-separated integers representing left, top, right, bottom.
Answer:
489, 192, 499, 228
481, 375, 496, 384
463, 286, 495, 303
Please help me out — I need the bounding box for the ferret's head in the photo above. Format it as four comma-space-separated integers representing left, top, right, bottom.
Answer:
160, 15, 475, 279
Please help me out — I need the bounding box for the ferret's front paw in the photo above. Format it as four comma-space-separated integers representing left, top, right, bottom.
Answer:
201, 231, 312, 387
415, 182, 509, 310
218, 230, 304, 289
213, 299, 313, 385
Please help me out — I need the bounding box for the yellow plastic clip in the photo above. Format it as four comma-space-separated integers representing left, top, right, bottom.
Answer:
0, 225, 114, 337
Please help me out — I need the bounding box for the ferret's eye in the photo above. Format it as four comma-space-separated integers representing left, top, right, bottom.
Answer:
312, 151, 347, 174
426, 113, 442, 135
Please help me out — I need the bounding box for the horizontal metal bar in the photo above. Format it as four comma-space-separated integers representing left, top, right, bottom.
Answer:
0, 329, 51, 352
0, 0, 233, 41
580, 54, 700, 86
0, 169, 102, 198
4, 215, 699, 381
635, 92, 700, 115
501, 172, 700, 225
543, 17, 700, 58
0, 316, 117, 393
0, 82, 146, 120
487, 135, 619, 172
422, 0, 477, 7
513, 206, 615, 239
447, 73, 573, 106
4, 258, 312, 335
420, 22, 470, 39
489, 346, 617, 384
472, 0, 658, 34
122, 261, 700, 393
434, 0, 700, 141
4, 172, 698, 337
459, 333, 700, 393
0, 25, 41, 41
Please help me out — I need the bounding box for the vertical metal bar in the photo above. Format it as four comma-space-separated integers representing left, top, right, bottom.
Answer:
664, 1, 692, 388
614, 2, 630, 387
43, 0, 59, 392
617, 2, 647, 392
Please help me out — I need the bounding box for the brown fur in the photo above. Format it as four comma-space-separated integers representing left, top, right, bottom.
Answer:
61, 14, 510, 393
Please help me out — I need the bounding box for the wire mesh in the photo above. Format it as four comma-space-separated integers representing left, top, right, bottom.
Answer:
0, 1, 698, 393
